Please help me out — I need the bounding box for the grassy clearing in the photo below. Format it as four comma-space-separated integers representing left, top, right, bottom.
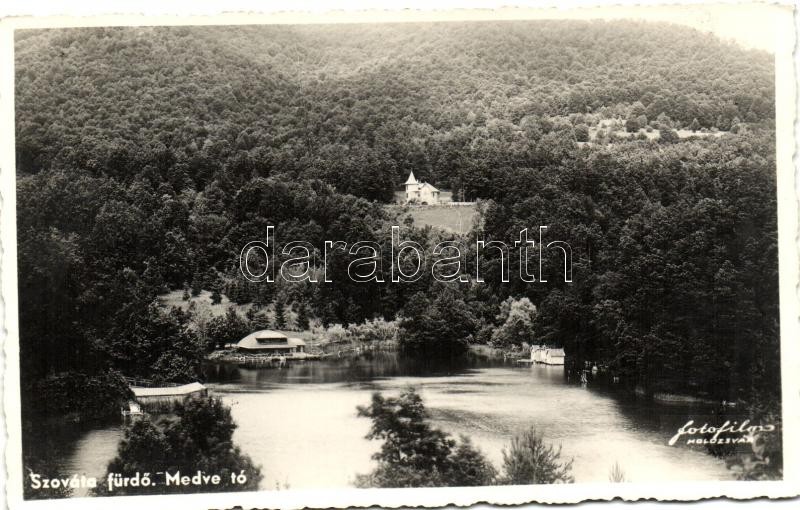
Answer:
159, 289, 303, 334
587, 119, 728, 143
405, 205, 478, 234
161, 289, 246, 317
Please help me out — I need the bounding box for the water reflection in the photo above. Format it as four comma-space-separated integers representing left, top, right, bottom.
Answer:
204, 352, 502, 387
45, 353, 735, 494
203, 355, 734, 487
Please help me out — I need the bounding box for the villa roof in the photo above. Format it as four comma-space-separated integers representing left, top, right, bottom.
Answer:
419, 182, 440, 192
404, 171, 418, 185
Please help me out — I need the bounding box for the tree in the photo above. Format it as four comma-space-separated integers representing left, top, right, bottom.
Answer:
500, 427, 574, 484
205, 307, 251, 351
658, 128, 680, 144
96, 397, 262, 495
574, 124, 590, 142
400, 289, 477, 359
103, 301, 205, 383
491, 297, 538, 347
210, 289, 222, 305
448, 436, 498, 487
27, 370, 132, 422
630, 100, 646, 118
689, 117, 701, 131
356, 389, 495, 488
624, 115, 640, 133
273, 299, 286, 329
655, 112, 672, 129
190, 273, 202, 297
295, 302, 310, 330
14, 22, 781, 477
251, 311, 271, 331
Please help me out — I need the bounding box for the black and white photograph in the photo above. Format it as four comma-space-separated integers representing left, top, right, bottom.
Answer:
1, 1, 798, 508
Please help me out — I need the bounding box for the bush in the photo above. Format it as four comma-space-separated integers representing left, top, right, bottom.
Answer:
726, 412, 782, 480
348, 317, 399, 344
609, 461, 627, 482
500, 427, 574, 484
325, 323, 348, 343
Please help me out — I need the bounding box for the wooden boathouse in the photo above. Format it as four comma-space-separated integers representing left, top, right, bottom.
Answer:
130, 382, 208, 411
236, 330, 307, 355
517, 346, 566, 366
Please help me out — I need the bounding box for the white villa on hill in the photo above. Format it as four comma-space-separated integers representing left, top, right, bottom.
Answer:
403, 171, 440, 204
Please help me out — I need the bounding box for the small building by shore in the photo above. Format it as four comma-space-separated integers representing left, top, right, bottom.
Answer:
237, 330, 306, 355
524, 345, 565, 365
543, 348, 565, 365
131, 382, 208, 411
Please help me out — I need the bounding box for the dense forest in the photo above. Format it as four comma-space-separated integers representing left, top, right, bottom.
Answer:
15, 20, 779, 432
16, 22, 773, 196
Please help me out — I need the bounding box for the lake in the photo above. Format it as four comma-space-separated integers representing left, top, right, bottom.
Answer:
47, 353, 736, 495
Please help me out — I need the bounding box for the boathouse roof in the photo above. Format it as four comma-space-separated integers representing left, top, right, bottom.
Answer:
131, 382, 207, 397
251, 330, 287, 340
237, 330, 306, 350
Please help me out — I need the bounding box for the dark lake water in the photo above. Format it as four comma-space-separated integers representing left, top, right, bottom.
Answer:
45, 353, 737, 495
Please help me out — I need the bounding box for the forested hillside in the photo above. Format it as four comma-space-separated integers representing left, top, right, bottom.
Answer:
15, 21, 779, 427
16, 22, 773, 196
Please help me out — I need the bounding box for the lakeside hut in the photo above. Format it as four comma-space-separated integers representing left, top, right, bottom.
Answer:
531, 345, 546, 363
543, 348, 566, 365
131, 382, 208, 412
236, 330, 306, 356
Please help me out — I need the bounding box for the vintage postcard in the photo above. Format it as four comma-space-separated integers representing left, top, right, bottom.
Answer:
1, 1, 798, 509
